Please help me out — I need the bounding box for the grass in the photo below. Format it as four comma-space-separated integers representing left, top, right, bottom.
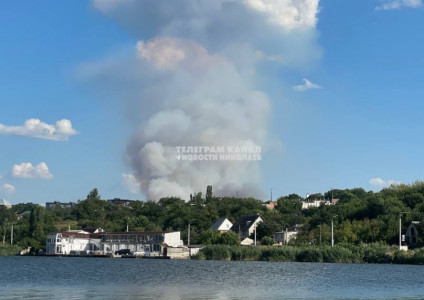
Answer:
194, 243, 424, 264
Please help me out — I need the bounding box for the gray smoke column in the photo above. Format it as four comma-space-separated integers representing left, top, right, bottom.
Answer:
89, 0, 321, 200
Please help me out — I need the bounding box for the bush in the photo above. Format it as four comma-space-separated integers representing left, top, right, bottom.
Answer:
199, 245, 232, 260
261, 236, 274, 246
231, 246, 261, 261
296, 248, 323, 262
260, 246, 297, 262
0, 244, 21, 256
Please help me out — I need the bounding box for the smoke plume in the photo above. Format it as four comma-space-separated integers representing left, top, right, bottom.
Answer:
86, 0, 321, 200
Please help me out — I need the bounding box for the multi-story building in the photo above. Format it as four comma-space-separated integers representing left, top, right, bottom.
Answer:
46, 231, 101, 255
45, 201, 76, 209
46, 230, 182, 256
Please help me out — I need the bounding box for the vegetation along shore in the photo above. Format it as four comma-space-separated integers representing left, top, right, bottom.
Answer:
3, 182, 424, 264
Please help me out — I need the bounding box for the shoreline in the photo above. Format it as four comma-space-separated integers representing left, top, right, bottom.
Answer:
193, 244, 424, 265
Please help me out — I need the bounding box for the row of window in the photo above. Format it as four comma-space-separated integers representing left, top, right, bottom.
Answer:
102, 234, 163, 242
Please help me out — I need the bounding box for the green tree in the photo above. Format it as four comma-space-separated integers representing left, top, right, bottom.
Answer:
87, 188, 101, 200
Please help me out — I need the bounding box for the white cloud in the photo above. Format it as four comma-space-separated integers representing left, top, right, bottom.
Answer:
376, 0, 422, 10
244, 0, 319, 30
122, 173, 141, 194
369, 177, 402, 188
293, 78, 322, 91
0, 119, 78, 141
12, 162, 53, 179
2, 183, 16, 193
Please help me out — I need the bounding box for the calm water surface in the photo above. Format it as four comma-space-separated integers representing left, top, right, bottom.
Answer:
1, 256, 424, 299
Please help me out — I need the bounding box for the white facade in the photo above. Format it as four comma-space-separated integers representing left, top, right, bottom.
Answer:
247, 217, 263, 237
101, 231, 183, 256
301, 200, 331, 210
273, 231, 297, 245
46, 230, 183, 256
46, 232, 101, 255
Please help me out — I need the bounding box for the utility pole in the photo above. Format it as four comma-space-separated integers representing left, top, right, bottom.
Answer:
331, 215, 338, 247
285, 227, 288, 245
399, 212, 409, 250
11, 223, 14, 245
254, 224, 257, 246
188, 219, 196, 246
188, 222, 191, 246
270, 188, 273, 202
319, 224, 322, 246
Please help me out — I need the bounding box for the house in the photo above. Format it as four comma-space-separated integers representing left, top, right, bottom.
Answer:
273, 225, 301, 245
262, 201, 277, 210
230, 213, 263, 240
107, 198, 135, 206
0, 199, 12, 209
405, 221, 420, 246
46, 201, 76, 209
46, 230, 183, 257
301, 200, 331, 210
210, 218, 233, 232
16, 210, 31, 220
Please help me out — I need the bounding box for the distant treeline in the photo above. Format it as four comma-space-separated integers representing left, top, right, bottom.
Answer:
2, 182, 424, 253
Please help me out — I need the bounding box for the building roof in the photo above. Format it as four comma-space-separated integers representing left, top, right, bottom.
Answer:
0, 199, 11, 207
210, 218, 233, 231
59, 232, 93, 239
231, 214, 262, 233
102, 231, 175, 235
82, 227, 103, 233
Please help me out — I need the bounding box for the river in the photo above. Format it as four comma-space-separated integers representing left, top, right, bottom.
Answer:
1, 257, 424, 299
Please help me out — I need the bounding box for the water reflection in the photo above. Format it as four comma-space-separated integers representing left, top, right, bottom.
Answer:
1, 257, 424, 299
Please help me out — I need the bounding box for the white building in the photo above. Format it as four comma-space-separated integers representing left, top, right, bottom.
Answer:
231, 213, 263, 241
210, 218, 233, 232
273, 225, 301, 245
46, 230, 183, 257
46, 232, 101, 255
101, 231, 183, 256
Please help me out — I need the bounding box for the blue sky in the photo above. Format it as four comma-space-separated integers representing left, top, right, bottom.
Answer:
1, 0, 423, 204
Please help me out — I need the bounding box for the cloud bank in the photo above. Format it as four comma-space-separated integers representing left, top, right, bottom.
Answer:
376, 0, 422, 10
86, 0, 321, 200
0, 119, 78, 141
369, 177, 402, 188
12, 162, 54, 179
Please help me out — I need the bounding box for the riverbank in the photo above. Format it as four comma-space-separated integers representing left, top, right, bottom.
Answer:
194, 243, 424, 264
0, 244, 21, 256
